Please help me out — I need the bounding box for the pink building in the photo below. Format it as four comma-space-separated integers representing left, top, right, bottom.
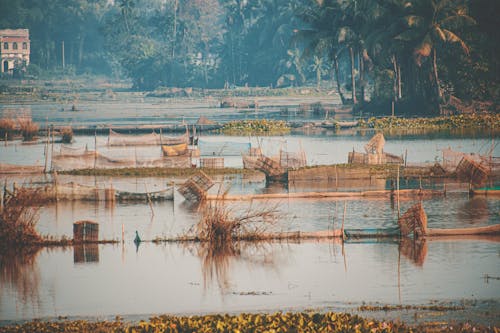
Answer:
0, 29, 30, 73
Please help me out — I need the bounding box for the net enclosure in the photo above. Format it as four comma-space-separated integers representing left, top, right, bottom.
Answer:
107, 128, 189, 146
199, 139, 250, 156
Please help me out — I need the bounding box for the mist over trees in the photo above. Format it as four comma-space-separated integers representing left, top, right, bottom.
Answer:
1, 0, 498, 113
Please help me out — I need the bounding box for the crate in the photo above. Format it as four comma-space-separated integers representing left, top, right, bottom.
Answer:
73, 220, 99, 242
200, 157, 224, 169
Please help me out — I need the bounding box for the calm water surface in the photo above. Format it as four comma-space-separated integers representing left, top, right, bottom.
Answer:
1, 101, 499, 325
1, 239, 499, 324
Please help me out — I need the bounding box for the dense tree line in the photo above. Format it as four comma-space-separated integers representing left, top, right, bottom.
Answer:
0, 0, 497, 113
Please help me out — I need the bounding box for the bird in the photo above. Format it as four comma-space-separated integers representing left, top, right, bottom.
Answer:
134, 230, 141, 244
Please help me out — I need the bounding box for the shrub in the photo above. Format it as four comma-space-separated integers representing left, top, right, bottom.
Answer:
18, 118, 39, 141
60, 126, 73, 143
0, 118, 15, 140
0, 187, 44, 249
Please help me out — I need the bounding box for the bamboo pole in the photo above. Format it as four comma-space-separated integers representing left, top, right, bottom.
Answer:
50, 125, 55, 172
397, 165, 400, 218
43, 125, 50, 173
342, 201, 346, 241
144, 183, 155, 216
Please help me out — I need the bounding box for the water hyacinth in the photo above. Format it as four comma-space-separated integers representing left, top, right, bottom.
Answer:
359, 113, 499, 130
221, 119, 290, 135
0, 312, 495, 332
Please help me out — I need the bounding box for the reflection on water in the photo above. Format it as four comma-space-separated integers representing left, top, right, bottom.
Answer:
399, 238, 427, 267
1, 238, 499, 324
73, 244, 99, 264
0, 247, 42, 317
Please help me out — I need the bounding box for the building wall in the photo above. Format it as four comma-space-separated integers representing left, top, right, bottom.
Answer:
0, 29, 30, 73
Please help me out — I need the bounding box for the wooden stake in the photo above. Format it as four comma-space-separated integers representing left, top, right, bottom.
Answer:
145, 183, 154, 216
397, 165, 400, 218
122, 224, 125, 244
342, 201, 347, 241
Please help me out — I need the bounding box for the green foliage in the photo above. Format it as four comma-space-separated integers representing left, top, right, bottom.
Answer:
221, 119, 290, 135
359, 113, 500, 130
0, 312, 494, 332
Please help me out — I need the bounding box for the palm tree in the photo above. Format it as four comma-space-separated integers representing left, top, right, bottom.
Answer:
394, 0, 474, 102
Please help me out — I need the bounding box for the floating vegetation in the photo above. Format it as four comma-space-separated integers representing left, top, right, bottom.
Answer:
359, 113, 500, 130
0, 311, 495, 333
221, 119, 290, 135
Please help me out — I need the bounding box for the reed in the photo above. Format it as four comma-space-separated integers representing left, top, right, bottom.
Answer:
196, 195, 279, 248
18, 118, 39, 141
0, 118, 15, 140
0, 187, 44, 249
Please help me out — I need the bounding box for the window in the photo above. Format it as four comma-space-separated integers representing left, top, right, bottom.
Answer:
3, 42, 8, 50
22, 42, 27, 49
13, 42, 17, 50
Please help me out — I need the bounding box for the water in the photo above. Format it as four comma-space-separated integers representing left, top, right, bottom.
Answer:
1, 239, 499, 325
1, 99, 499, 325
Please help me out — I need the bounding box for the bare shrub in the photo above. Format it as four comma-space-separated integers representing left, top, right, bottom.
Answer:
60, 126, 73, 143
0, 118, 16, 140
18, 118, 39, 141
196, 199, 280, 249
0, 187, 44, 249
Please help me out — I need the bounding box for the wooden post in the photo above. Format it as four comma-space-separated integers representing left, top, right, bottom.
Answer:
397, 165, 400, 218
50, 125, 55, 172
44, 126, 50, 173
391, 100, 395, 117
94, 130, 97, 170
404, 149, 408, 168
122, 224, 125, 244
341, 201, 347, 241
335, 165, 338, 189
145, 183, 154, 216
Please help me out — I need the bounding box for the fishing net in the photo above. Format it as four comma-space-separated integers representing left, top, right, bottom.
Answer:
107, 129, 189, 146
255, 156, 285, 178
177, 171, 214, 201
456, 156, 490, 186
364, 132, 385, 154
198, 139, 250, 156
398, 203, 427, 238
52, 151, 190, 171
242, 147, 263, 169
280, 150, 307, 169
107, 129, 161, 146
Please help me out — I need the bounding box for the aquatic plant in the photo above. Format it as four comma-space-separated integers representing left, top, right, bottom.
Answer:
221, 119, 290, 135
196, 199, 279, 248
0, 311, 495, 332
0, 117, 15, 140
359, 113, 500, 130
18, 118, 39, 141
